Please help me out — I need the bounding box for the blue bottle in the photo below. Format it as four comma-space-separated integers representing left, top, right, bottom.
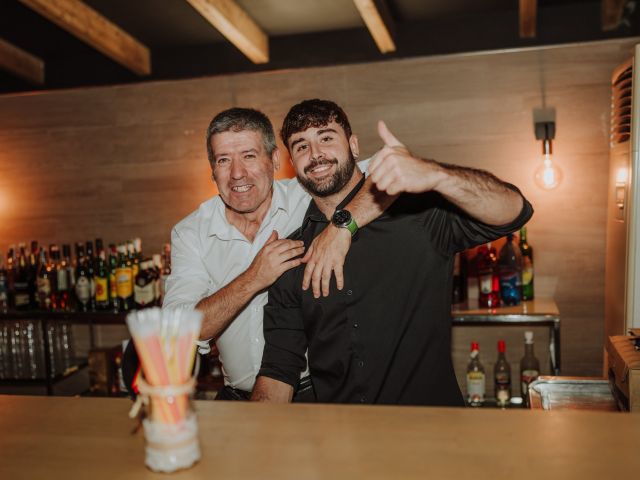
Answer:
498, 234, 523, 306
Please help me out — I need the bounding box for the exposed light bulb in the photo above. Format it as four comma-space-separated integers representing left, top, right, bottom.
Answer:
534, 137, 562, 190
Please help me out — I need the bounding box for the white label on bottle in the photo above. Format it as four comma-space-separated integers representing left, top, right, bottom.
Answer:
75, 277, 91, 303
37, 277, 51, 296
467, 371, 485, 402
479, 274, 492, 294
134, 283, 155, 306
90, 278, 96, 297
57, 269, 68, 290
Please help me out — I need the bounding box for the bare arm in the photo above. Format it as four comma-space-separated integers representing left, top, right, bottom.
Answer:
301, 174, 397, 297
251, 376, 294, 403
368, 121, 523, 226
196, 231, 304, 340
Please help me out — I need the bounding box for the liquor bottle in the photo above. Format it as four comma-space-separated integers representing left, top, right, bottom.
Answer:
94, 246, 110, 311
0, 254, 8, 313
13, 244, 31, 310
134, 259, 156, 309
62, 244, 75, 311
74, 244, 91, 312
519, 227, 534, 301
452, 251, 468, 306
115, 244, 134, 312
108, 244, 119, 312
476, 243, 500, 308
53, 245, 69, 311
85, 241, 96, 311
520, 331, 540, 406
158, 243, 171, 306
28, 241, 39, 309
36, 249, 54, 310
466, 342, 485, 406
498, 234, 523, 306
6, 247, 16, 308
494, 340, 511, 408
152, 254, 162, 305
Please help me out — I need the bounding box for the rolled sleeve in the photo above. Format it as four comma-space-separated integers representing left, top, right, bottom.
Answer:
258, 275, 308, 388
424, 188, 534, 255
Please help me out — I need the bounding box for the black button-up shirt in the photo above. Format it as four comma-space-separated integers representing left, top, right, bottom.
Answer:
259, 177, 533, 406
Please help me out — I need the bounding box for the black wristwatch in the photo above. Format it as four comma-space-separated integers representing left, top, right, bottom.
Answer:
331, 209, 358, 236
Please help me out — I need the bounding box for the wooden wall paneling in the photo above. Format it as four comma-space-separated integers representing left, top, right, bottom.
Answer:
0, 38, 638, 377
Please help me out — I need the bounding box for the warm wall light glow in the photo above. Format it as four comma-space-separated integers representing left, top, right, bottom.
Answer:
534, 153, 563, 190
616, 167, 629, 185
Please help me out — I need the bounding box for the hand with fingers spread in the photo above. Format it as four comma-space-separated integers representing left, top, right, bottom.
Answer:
247, 231, 306, 291
301, 224, 351, 298
368, 120, 445, 196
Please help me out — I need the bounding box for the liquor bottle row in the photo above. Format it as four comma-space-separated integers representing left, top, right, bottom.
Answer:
465, 331, 540, 408
0, 238, 171, 314
0, 320, 76, 380
452, 226, 534, 308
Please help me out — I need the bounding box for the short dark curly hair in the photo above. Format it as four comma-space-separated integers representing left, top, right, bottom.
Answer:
280, 99, 353, 151
206, 108, 277, 164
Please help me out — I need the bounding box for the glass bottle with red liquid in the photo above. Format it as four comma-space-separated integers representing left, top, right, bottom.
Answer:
477, 243, 500, 308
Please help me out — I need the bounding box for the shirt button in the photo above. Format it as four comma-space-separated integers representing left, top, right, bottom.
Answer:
353, 323, 359, 328
358, 360, 364, 367
360, 396, 367, 403
347, 290, 353, 296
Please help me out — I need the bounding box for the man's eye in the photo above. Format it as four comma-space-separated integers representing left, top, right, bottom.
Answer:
217, 158, 230, 165
244, 154, 256, 160
321, 136, 333, 142
296, 144, 308, 153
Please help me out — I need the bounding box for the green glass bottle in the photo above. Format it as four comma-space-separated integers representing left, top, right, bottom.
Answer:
519, 227, 534, 301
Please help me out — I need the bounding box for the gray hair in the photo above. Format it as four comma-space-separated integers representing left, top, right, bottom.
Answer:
206, 108, 277, 164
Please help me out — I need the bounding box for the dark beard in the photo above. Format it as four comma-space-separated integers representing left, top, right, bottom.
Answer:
298, 153, 356, 198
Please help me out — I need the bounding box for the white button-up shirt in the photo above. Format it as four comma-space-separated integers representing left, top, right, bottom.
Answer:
163, 178, 311, 392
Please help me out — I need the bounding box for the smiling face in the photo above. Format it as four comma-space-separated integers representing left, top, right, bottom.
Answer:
288, 120, 358, 198
210, 129, 279, 214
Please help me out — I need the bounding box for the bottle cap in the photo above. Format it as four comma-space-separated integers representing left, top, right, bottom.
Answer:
525, 331, 534, 343
471, 342, 479, 352
498, 339, 506, 352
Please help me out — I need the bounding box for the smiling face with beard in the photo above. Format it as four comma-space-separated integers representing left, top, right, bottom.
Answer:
288, 120, 358, 198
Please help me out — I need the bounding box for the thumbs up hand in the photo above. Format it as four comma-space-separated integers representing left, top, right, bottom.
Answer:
368, 121, 444, 196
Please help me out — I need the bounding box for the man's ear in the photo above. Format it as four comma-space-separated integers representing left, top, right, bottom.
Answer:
271, 147, 281, 171
349, 134, 360, 160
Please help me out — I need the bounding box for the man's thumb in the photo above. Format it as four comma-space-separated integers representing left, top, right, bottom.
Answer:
266, 230, 279, 244
378, 120, 403, 147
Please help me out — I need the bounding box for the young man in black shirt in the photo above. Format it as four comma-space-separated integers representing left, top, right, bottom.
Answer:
252, 99, 533, 406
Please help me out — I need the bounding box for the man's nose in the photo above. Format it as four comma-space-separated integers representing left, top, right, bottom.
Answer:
230, 159, 246, 179
310, 143, 325, 161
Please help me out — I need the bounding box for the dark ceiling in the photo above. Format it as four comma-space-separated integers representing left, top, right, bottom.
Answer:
0, 0, 638, 95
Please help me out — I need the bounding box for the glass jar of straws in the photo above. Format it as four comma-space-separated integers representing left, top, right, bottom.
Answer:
126, 307, 202, 473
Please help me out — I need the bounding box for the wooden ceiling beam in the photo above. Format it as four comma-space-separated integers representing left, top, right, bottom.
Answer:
352, 0, 396, 54
519, 0, 537, 38
0, 38, 44, 85
602, 0, 628, 31
18, 0, 150, 76
184, 0, 269, 64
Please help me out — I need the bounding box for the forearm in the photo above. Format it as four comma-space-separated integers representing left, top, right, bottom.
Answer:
251, 376, 294, 403
195, 269, 260, 340
433, 161, 523, 226
346, 175, 397, 227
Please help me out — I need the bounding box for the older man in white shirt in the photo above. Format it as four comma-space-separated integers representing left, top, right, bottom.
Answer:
162, 107, 386, 399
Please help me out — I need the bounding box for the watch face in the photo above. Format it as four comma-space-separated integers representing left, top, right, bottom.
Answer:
333, 209, 352, 226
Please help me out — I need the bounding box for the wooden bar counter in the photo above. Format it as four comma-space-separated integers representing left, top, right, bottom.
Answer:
0, 395, 638, 479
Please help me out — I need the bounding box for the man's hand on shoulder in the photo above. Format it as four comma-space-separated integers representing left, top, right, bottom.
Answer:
247, 231, 305, 291
368, 120, 445, 196
301, 224, 351, 298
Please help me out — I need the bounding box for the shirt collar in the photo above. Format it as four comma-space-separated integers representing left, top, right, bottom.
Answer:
207, 184, 288, 239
